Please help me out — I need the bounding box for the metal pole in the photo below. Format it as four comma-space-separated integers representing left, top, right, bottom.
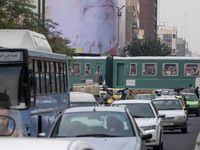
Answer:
42, 0, 45, 26
38, 0, 41, 19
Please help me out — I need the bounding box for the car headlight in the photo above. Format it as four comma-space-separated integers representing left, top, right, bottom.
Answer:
141, 125, 156, 131
175, 115, 186, 120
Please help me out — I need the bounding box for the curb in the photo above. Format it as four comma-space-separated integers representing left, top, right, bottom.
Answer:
195, 132, 200, 150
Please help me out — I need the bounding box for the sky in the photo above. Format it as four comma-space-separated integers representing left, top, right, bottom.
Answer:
158, 0, 200, 56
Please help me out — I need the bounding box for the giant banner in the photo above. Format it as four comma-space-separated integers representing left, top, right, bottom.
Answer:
46, 0, 125, 55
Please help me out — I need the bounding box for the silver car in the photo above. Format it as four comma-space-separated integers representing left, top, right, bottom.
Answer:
48, 107, 152, 150
111, 100, 164, 150
153, 97, 187, 133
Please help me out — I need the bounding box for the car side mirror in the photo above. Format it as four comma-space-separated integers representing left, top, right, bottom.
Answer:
158, 114, 166, 118
184, 107, 189, 111
141, 133, 152, 141
37, 132, 46, 137
185, 104, 190, 107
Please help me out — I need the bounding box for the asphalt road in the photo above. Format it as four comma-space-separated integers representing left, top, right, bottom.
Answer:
162, 115, 200, 150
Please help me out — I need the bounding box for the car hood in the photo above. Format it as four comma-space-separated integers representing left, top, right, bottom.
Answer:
57, 137, 142, 150
158, 110, 185, 117
135, 118, 157, 127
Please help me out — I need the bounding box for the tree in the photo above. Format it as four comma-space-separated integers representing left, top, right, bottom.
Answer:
120, 38, 171, 56
0, 0, 75, 57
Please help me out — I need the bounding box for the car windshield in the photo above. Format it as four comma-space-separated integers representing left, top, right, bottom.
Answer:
50, 112, 135, 137
70, 102, 98, 107
161, 90, 177, 95
153, 100, 183, 110
134, 95, 156, 100
184, 94, 198, 101
112, 103, 155, 118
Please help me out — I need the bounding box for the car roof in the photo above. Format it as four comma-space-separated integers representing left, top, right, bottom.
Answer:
64, 106, 126, 113
112, 100, 152, 104
182, 93, 195, 95
135, 94, 154, 95
153, 97, 178, 101
70, 92, 96, 102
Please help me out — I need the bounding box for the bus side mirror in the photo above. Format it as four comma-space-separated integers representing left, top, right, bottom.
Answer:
29, 69, 36, 90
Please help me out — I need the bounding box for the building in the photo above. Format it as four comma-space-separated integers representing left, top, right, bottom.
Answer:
140, 0, 158, 39
157, 24, 177, 55
176, 38, 186, 56
125, 0, 140, 44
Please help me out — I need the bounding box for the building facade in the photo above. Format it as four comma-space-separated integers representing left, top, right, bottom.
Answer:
140, 0, 158, 39
125, 0, 140, 45
176, 38, 186, 56
157, 24, 177, 55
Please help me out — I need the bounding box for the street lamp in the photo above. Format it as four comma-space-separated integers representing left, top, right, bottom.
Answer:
116, 5, 125, 52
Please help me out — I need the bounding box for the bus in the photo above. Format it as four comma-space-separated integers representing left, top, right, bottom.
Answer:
0, 30, 69, 137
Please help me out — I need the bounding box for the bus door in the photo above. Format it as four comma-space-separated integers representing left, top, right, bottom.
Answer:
116, 63, 125, 87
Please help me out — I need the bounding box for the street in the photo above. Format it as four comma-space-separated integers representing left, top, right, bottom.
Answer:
161, 116, 200, 150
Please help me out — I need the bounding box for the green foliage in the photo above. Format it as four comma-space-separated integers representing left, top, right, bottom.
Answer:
120, 38, 172, 56
0, 0, 75, 57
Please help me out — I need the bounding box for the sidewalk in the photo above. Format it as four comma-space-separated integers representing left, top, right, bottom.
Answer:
195, 132, 200, 150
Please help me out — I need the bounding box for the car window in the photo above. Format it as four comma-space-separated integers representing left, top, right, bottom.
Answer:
112, 103, 155, 118
50, 112, 135, 137
70, 102, 98, 107
184, 94, 198, 101
153, 100, 183, 110
135, 95, 151, 100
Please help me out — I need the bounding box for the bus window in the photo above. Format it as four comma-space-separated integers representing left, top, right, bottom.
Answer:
35, 60, 40, 94
46, 61, 51, 93
51, 62, 56, 93
60, 63, 64, 93
41, 61, 45, 94
56, 62, 60, 93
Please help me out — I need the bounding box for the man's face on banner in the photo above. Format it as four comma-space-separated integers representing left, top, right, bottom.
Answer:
80, 0, 116, 22
49, 0, 118, 55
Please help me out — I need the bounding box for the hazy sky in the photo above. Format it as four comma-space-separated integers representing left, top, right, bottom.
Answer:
158, 0, 200, 56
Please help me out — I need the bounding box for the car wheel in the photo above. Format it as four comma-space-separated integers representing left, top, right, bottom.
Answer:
153, 135, 163, 150
181, 127, 187, 133
153, 144, 162, 150
196, 110, 199, 117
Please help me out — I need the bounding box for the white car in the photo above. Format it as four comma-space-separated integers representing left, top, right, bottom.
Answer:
111, 100, 164, 150
152, 97, 187, 133
70, 92, 99, 107
0, 138, 93, 150
48, 107, 152, 150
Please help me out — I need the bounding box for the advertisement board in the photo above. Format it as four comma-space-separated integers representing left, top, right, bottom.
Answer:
46, 0, 125, 55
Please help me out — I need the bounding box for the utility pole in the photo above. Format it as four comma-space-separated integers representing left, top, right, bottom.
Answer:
116, 5, 125, 50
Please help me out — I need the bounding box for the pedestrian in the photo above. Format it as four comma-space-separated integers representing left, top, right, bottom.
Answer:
194, 87, 199, 99
126, 90, 135, 99
189, 84, 194, 93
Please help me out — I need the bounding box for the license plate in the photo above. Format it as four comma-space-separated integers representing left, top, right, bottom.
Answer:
163, 122, 174, 126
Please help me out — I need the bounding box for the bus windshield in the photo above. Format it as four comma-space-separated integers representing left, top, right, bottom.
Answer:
0, 67, 26, 108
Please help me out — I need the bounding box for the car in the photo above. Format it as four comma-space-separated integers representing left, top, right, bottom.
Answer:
134, 94, 158, 100
0, 138, 93, 150
160, 89, 177, 96
175, 95, 188, 118
48, 107, 152, 150
152, 97, 187, 133
111, 100, 164, 150
181, 93, 200, 116
70, 92, 99, 107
